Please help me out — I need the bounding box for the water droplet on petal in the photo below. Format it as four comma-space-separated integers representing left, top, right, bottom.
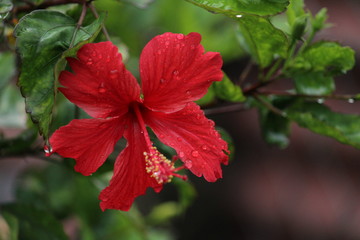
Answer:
177, 34, 185, 40
176, 137, 182, 142
179, 151, 185, 158
92, 52, 97, 57
86, 58, 93, 65
159, 134, 165, 138
173, 70, 179, 75
190, 44, 196, 50
157, 50, 162, 55
98, 87, 106, 93
98, 82, 106, 93
185, 160, 193, 168
176, 43, 181, 49
106, 57, 111, 63
196, 114, 201, 120
160, 78, 166, 84
44, 145, 53, 156
109, 69, 118, 79
186, 90, 191, 97
191, 150, 199, 157
201, 145, 208, 151
165, 41, 170, 46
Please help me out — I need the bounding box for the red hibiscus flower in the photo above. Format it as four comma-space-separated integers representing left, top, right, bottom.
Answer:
46, 32, 229, 211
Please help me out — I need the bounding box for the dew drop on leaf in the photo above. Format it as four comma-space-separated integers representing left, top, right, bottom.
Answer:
348, 98, 355, 103
317, 98, 325, 104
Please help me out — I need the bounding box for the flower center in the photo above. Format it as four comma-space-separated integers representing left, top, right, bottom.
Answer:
132, 103, 187, 184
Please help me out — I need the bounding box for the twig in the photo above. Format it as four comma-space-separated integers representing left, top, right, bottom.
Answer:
89, 3, 111, 41
238, 60, 253, 86
253, 93, 285, 116
257, 90, 358, 102
204, 103, 247, 116
69, 2, 88, 48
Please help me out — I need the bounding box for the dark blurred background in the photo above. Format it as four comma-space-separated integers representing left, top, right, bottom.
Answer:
170, 1, 360, 239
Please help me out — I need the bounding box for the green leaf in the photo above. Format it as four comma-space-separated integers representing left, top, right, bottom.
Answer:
14, 10, 104, 139
1, 212, 19, 240
293, 72, 334, 95
260, 104, 290, 148
237, 14, 288, 67
2, 203, 69, 240
0, 0, 12, 20
0, 52, 15, 90
258, 96, 291, 148
286, 100, 360, 149
311, 8, 328, 32
213, 73, 245, 102
294, 41, 355, 75
286, 41, 355, 95
286, 0, 305, 26
185, 0, 289, 17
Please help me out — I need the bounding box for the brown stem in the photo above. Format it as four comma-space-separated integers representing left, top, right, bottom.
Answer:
253, 93, 285, 116
238, 60, 253, 86
204, 103, 247, 116
69, 2, 88, 48
89, 3, 111, 41
257, 90, 358, 101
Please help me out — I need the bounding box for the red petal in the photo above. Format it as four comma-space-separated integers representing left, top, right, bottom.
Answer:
144, 102, 228, 182
140, 32, 223, 113
99, 117, 162, 211
49, 117, 126, 176
59, 42, 140, 118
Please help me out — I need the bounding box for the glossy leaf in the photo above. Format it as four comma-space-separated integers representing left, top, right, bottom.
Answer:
2, 203, 68, 240
237, 14, 288, 67
293, 72, 334, 95
286, 0, 305, 26
260, 110, 290, 148
14, 10, 104, 138
286, 100, 360, 149
185, 0, 289, 17
295, 41, 355, 75
213, 73, 245, 102
286, 41, 355, 95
